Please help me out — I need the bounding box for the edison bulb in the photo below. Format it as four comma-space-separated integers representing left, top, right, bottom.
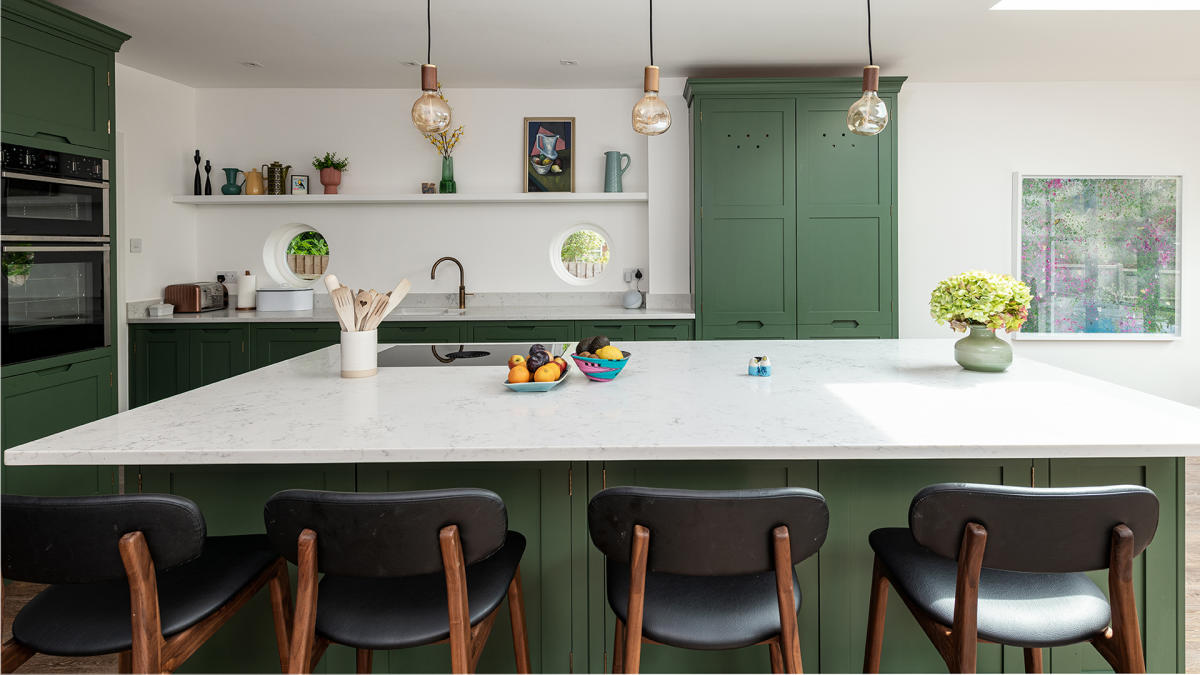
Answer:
632, 91, 671, 136
412, 90, 452, 134
847, 90, 888, 136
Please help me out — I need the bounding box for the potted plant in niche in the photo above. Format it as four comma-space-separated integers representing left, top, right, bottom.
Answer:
287, 231, 329, 280
929, 270, 1032, 372
312, 152, 349, 194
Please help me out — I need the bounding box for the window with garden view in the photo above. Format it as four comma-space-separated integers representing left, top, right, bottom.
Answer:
286, 231, 329, 281
560, 229, 610, 280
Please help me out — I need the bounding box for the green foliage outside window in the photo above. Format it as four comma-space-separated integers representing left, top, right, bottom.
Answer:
560, 230, 609, 264
287, 231, 329, 256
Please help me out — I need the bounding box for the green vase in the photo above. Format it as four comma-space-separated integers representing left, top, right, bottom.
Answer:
439, 156, 456, 194
954, 324, 1012, 373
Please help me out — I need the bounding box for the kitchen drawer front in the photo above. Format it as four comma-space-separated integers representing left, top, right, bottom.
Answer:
796, 322, 893, 340
469, 321, 573, 343
249, 324, 340, 368
378, 321, 467, 344
634, 321, 693, 341
701, 320, 797, 341
574, 321, 638, 342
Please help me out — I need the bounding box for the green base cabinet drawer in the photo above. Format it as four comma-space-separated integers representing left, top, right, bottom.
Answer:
378, 321, 467, 344
796, 323, 894, 340
470, 321, 573, 343
249, 324, 339, 368
574, 321, 638, 342
634, 321, 693, 341
702, 321, 797, 340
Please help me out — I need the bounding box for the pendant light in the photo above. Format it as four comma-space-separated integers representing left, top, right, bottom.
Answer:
411, 0, 451, 134
632, 0, 671, 136
846, 0, 888, 136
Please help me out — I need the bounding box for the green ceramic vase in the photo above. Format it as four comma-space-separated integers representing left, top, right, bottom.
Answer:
439, 156, 456, 194
954, 324, 1012, 373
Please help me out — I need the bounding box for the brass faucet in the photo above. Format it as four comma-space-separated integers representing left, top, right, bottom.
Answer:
431, 256, 470, 309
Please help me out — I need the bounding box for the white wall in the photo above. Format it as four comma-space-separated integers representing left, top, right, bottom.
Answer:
192, 86, 651, 294
897, 81, 1198, 406
115, 64, 197, 409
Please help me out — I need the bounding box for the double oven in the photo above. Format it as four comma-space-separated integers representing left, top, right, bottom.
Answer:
1, 143, 110, 366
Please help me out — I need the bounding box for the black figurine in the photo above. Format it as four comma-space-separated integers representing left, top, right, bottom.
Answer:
204, 160, 212, 195
193, 150, 201, 195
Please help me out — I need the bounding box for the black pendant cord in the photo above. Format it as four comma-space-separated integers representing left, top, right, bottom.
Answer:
867, 0, 874, 66
426, 0, 432, 65
649, 0, 654, 66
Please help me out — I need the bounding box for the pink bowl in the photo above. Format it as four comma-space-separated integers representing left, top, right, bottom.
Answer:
569, 351, 631, 382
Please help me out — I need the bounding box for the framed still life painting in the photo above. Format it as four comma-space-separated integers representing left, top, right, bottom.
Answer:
524, 117, 574, 193
1014, 174, 1181, 339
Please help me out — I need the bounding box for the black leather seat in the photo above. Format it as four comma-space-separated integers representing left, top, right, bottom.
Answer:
315, 531, 525, 650
607, 560, 801, 650
1, 495, 290, 674
869, 528, 1110, 648
12, 534, 278, 656
588, 486, 829, 674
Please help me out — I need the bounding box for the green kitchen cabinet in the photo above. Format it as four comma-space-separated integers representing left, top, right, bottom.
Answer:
687, 78, 903, 341
470, 320, 574, 343
0, 355, 115, 495
248, 324, 340, 368
573, 320, 695, 342
574, 321, 639, 342
633, 321, 693, 341
131, 326, 189, 407
1, 0, 128, 151
189, 326, 250, 388
377, 320, 467, 344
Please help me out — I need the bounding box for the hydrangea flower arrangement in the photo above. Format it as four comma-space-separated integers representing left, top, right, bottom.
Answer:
929, 271, 1032, 333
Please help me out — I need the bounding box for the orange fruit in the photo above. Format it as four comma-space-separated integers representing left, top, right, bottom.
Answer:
533, 363, 561, 382
508, 364, 531, 383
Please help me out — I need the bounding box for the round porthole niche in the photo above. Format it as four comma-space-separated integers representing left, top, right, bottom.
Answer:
551, 224, 611, 286
263, 223, 331, 287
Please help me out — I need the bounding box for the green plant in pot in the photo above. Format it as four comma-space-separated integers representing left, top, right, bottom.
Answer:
930, 270, 1032, 372
312, 152, 349, 195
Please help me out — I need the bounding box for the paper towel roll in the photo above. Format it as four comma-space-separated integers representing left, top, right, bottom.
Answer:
237, 273, 256, 309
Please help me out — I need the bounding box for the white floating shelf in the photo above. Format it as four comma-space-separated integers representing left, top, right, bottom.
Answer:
172, 192, 648, 205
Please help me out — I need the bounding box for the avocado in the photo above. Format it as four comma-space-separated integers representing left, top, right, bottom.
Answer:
588, 335, 610, 352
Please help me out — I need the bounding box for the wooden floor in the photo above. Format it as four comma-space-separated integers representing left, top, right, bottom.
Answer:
4, 461, 1200, 673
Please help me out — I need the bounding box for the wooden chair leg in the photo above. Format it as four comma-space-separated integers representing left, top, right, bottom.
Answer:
863, 555, 889, 674
612, 618, 625, 675
1108, 524, 1146, 674
1023, 647, 1042, 673
117, 650, 132, 674
355, 648, 372, 674
267, 559, 294, 674
950, 523, 987, 674
768, 640, 784, 674
289, 529, 319, 674
119, 531, 164, 674
772, 526, 802, 674
440, 525, 472, 674
623, 525, 650, 674
507, 567, 531, 674
1, 639, 35, 673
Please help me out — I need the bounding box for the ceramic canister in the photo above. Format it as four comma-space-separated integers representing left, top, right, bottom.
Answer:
340, 329, 378, 378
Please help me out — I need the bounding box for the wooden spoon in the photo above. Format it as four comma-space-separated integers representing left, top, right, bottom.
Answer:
330, 286, 357, 332
354, 290, 372, 329
381, 279, 412, 318
361, 293, 391, 332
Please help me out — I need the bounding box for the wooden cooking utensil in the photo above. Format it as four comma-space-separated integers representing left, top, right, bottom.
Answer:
323, 274, 340, 294
354, 290, 372, 329
381, 279, 412, 318
361, 293, 391, 332
330, 286, 357, 332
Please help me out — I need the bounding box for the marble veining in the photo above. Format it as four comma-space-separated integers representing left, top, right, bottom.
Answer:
7, 339, 1199, 466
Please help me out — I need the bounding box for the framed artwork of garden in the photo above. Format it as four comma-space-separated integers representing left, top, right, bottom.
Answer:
1013, 174, 1180, 339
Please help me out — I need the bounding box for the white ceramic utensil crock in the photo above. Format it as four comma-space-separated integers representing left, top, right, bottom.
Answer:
340, 329, 378, 378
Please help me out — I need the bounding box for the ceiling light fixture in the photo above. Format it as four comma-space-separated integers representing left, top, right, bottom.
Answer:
410, 0, 451, 134
632, 0, 671, 136
846, 0, 888, 137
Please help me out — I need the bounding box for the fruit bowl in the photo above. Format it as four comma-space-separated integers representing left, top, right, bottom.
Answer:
530, 157, 552, 175
570, 351, 631, 382
503, 371, 567, 392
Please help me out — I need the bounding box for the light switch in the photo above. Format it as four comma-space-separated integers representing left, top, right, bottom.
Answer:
129, 238, 142, 253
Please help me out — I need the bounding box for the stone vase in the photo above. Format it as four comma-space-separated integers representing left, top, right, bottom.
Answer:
319, 167, 342, 194
954, 323, 1012, 373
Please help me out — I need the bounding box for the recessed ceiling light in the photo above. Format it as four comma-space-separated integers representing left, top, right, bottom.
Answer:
992, 0, 1200, 8
559, 59, 580, 66
240, 61, 263, 69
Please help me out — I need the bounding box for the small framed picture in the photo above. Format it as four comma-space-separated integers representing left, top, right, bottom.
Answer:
524, 117, 575, 193
291, 175, 309, 195
421, 181, 437, 194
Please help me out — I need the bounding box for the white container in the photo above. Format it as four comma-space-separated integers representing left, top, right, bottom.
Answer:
340, 330, 378, 378
256, 287, 313, 311
147, 303, 174, 317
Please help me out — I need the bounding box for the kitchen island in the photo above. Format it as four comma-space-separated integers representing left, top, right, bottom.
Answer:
6, 339, 1199, 674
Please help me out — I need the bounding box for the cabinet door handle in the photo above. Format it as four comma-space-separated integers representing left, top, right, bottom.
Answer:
831, 320, 860, 328
506, 325, 536, 331
735, 321, 765, 329
37, 364, 72, 376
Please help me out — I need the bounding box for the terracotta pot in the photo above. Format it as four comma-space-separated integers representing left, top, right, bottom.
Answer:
319, 167, 342, 194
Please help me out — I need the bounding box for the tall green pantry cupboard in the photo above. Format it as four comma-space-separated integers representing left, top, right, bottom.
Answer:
686, 77, 903, 340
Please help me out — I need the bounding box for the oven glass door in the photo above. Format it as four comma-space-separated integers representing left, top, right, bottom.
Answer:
2, 243, 109, 365
2, 174, 107, 239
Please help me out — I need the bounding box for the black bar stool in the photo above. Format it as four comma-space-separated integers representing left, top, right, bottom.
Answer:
263, 488, 531, 674
588, 486, 829, 674
863, 483, 1159, 674
0, 494, 291, 674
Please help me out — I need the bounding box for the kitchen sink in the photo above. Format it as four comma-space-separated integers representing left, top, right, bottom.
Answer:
394, 307, 466, 316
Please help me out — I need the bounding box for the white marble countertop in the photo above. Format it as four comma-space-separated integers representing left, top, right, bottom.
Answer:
127, 305, 695, 323
7, 339, 1200, 466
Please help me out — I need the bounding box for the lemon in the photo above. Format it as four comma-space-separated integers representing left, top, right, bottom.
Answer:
595, 345, 624, 360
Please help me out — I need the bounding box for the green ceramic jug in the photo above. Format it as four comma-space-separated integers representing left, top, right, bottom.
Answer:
220, 168, 244, 195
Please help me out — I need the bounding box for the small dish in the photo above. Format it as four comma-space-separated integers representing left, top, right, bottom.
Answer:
503, 374, 568, 392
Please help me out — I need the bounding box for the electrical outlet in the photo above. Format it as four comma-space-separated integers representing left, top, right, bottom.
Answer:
216, 270, 238, 283
129, 238, 142, 253
623, 268, 636, 283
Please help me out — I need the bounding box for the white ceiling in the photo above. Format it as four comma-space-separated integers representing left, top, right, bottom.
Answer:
51, 0, 1200, 88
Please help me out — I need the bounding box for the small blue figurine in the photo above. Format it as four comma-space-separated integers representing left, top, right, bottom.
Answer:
748, 356, 772, 377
